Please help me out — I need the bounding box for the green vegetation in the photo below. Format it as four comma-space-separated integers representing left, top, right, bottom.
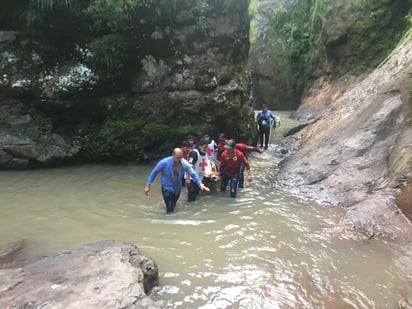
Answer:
248, 0, 258, 45
248, 0, 258, 17
193, 15, 209, 34
25, 0, 82, 25
27, 0, 76, 10
84, 0, 153, 33
266, 0, 410, 95
192, 2, 211, 34
70, 94, 207, 159
78, 117, 205, 159
79, 118, 145, 159
27, 0, 152, 25
24, 0, 154, 80
88, 34, 128, 78
5, 0, 249, 161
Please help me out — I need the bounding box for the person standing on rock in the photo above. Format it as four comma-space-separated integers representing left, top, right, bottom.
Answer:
144, 148, 210, 214
256, 104, 280, 150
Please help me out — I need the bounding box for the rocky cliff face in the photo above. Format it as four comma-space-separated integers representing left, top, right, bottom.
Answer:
275, 35, 412, 241
0, 0, 253, 168
248, 0, 412, 240
249, 0, 300, 110
249, 0, 409, 111
130, 0, 253, 148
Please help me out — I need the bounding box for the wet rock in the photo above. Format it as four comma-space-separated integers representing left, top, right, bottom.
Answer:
275, 36, 412, 240
0, 241, 160, 309
0, 31, 18, 43
399, 297, 412, 309
343, 195, 412, 241
0, 240, 25, 267
284, 122, 312, 137
0, 132, 78, 168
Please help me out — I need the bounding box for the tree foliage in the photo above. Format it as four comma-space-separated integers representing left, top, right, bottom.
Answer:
23, 0, 154, 81
269, 0, 410, 95
25, 0, 83, 26
88, 34, 128, 78
26, 0, 153, 31
85, 0, 153, 33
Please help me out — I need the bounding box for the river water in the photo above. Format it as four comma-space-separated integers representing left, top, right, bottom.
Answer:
1, 114, 411, 308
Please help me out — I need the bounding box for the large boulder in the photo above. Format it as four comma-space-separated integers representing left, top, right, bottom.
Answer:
0, 97, 78, 169
0, 241, 160, 309
130, 0, 254, 144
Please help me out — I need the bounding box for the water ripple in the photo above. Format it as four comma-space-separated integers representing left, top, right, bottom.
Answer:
0, 163, 409, 308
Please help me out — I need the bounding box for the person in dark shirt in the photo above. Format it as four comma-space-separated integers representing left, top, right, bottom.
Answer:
256, 104, 280, 150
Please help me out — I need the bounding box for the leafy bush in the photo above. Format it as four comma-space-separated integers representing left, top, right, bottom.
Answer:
25, 0, 153, 56
193, 15, 209, 34
79, 118, 145, 159
26, 0, 152, 32
88, 34, 128, 79
77, 116, 205, 159
85, 0, 153, 33
25, 0, 82, 25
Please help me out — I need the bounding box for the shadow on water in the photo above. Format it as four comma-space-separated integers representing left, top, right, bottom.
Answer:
0, 113, 411, 308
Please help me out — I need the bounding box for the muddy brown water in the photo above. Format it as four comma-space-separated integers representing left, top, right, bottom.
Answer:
1, 113, 411, 308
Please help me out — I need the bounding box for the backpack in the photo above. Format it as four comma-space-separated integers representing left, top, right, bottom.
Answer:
257, 113, 268, 127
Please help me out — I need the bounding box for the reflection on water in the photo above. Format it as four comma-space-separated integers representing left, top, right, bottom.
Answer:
1, 129, 412, 308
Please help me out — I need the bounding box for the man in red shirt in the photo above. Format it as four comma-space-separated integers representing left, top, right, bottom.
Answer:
235, 142, 262, 188
219, 140, 252, 198
217, 134, 262, 188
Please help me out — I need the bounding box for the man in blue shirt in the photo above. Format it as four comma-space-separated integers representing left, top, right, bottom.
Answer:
256, 104, 280, 150
144, 148, 210, 213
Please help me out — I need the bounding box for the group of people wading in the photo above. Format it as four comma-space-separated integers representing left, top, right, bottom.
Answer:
144, 104, 280, 214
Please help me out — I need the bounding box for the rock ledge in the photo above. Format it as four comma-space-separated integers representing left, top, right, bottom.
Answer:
0, 240, 161, 309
